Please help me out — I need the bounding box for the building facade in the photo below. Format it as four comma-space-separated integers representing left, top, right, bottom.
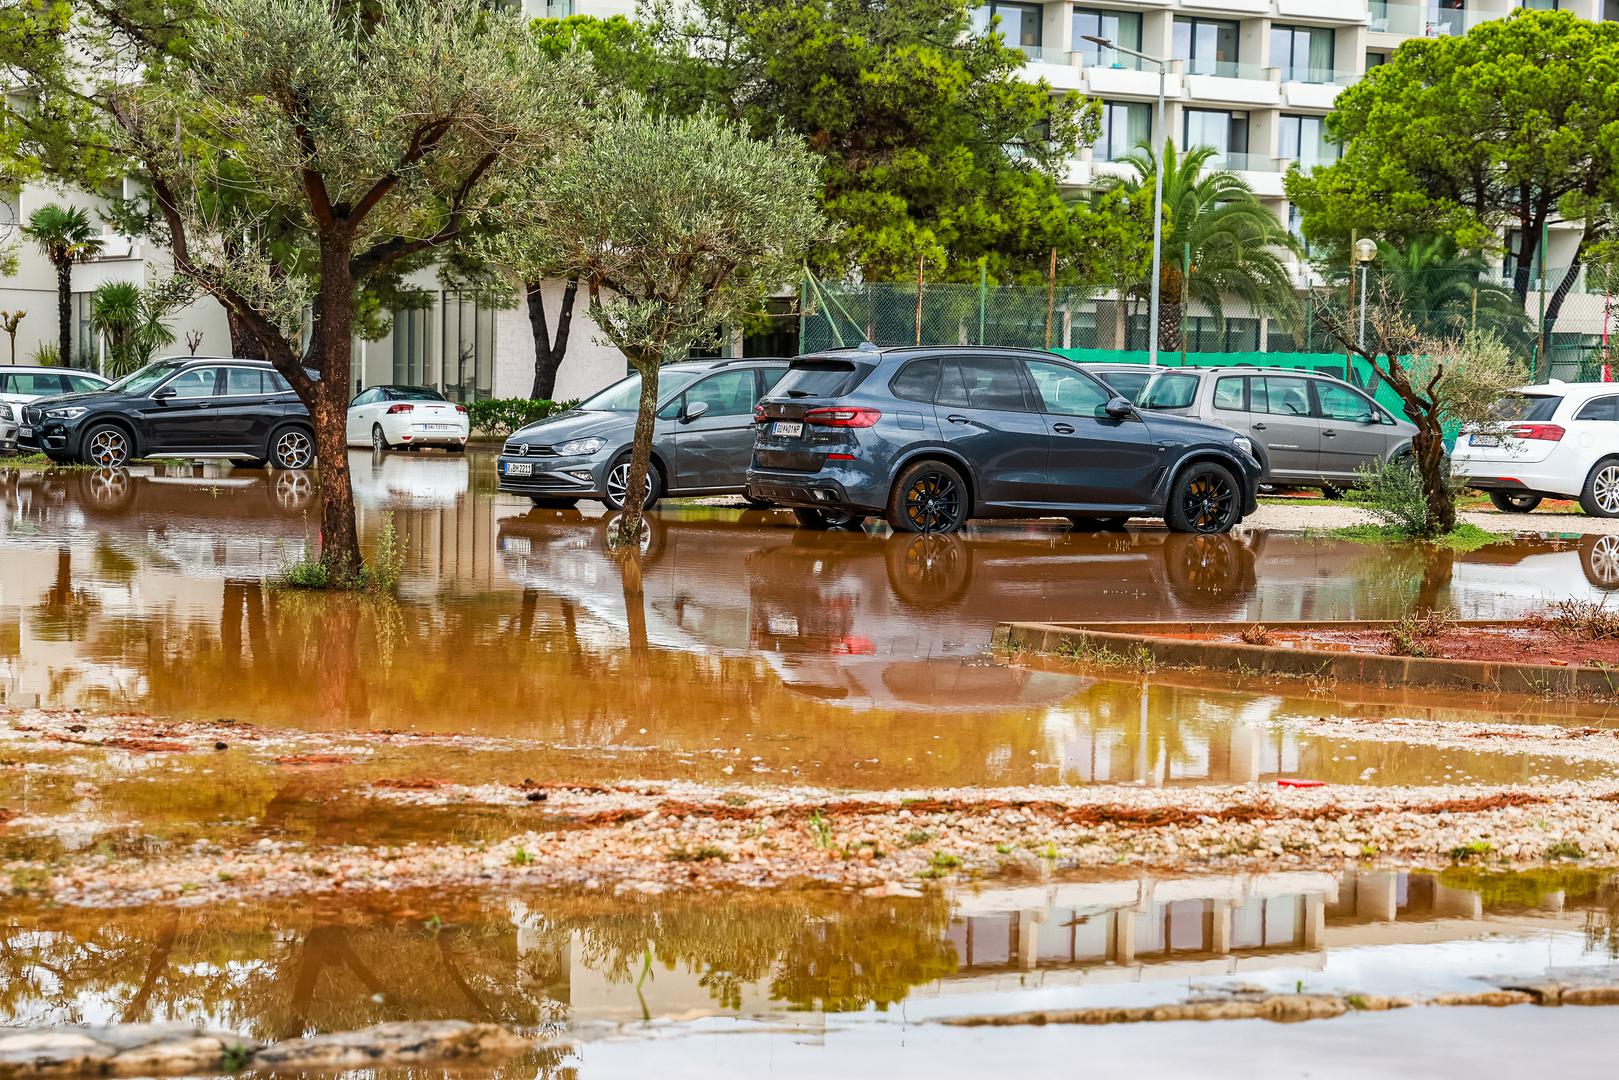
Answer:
1, 0, 1612, 399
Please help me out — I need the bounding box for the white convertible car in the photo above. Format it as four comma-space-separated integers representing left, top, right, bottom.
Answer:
345, 385, 470, 452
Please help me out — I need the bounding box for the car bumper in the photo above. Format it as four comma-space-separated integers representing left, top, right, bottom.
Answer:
387, 421, 470, 446
1453, 467, 1579, 500
748, 462, 888, 514
16, 420, 75, 457
496, 454, 606, 498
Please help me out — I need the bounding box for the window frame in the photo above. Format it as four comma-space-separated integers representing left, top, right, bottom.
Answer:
889, 357, 943, 404
1212, 376, 1249, 412
1575, 395, 1619, 422
1021, 358, 1114, 417
156, 366, 224, 400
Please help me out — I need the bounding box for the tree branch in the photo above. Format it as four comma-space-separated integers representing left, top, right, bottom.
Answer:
348, 117, 457, 225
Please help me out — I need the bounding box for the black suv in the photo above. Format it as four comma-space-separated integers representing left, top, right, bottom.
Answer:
19, 357, 316, 469
747, 345, 1262, 534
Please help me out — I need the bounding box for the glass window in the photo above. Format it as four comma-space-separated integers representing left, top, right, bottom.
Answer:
267, 371, 292, 394
971, 1, 1042, 49
4, 372, 69, 396
1139, 372, 1200, 409
1183, 109, 1248, 164
71, 291, 96, 370
386, 386, 448, 401
442, 290, 492, 403
1172, 17, 1239, 77
1279, 114, 1338, 171
1024, 360, 1110, 415
223, 368, 274, 396
392, 307, 433, 388
164, 367, 220, 399
1491, 393, 1562, 422
1073, 8, 1142, 68
1315, 381, 1378, 422
351, 387, 381, 406
772, 359, 865, 399
1270, 25, 1334, 83
685, 369, 757, 417
1431, 0, 1466, 36
941, 356, 1031, 411
64, 374, 106, 393
890, 358, 941, 403
758, 366, 789, 394
1098, 368, 1150, 401
578, 370, 702, 412
1214, 377, 1247, 411
1366, 50, 1388, 68
107, 361, 186, 396
1575, 395, 1619, 421
1521, 0, 1558, 9
1097, 101, 1152, 162
1252, 375, 1312, 416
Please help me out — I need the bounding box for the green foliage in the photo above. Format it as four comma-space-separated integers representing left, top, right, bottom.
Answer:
1544, 841, 1586, 861
27, 342, 61, 366
807, 810, 833, 849
1386, 607, 1457, 657
1285, 10, 1619, 326
1100, 141, 1301, 348
21, 204, 104, 267
1448, 839, 1494, 863
1355, 456, 1448, 537
280, 516, 406, 593
464, 398, 578, 438
1329, 522, 1505, 553
90, 279, 189, 378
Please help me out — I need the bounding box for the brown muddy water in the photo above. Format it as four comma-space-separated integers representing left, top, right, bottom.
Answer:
6, 451, 1619, 1075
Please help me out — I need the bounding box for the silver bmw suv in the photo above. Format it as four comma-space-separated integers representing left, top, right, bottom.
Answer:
1135, 366, 1417, 494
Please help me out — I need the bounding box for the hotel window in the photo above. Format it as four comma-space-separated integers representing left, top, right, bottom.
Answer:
1270, 24, 1335, 83
1278, 114, 1337, 171
971, 1, 1043, 50
391, 306, 433, 387
441, 290, 494, 403
1366, 50, 1388, 69
1172, 17, 1239, 78
1073, 8, 1142, 69
1097, 101, 1151, 162
1183, 109, 1249, 165
71, 292, 96, 370
1430, 0, 1465, 36
1520, 0, 1557, 8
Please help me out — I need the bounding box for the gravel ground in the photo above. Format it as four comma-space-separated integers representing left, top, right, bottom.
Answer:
1245, 503, 1617, 535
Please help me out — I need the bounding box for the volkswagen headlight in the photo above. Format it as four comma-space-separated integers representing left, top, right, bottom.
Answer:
1232, 435, 1256, 459
46, 406, 88, 420
556, 437, 606, 457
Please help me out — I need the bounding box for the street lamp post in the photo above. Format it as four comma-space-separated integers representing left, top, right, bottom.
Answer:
1354, 237, 1378, 350
1083, 35, 1168, 367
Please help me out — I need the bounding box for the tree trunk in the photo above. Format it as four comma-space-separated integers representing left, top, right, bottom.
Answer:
613, 353, 661, 548
526, 278, 578, 400
1413, 415, 1455, 536
55, 258, 72, 367
228, 311, 269, 360
304, 246, 363, 580
1157, 298, 1184, 353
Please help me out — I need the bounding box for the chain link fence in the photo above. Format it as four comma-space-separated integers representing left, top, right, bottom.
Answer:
799, 271, 1618, 383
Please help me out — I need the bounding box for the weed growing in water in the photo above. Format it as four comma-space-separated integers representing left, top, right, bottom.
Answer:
1387, 607, 1459, 657
1448, 839, 1494, 863
278, 515, 407, 593
1543, 599, 1619, 642
1240, 624, 1275, 646
1544, 840, 1586, 861
807, 809, 833, 849
221, 1044, 254, 1073
510, 847, 534, 866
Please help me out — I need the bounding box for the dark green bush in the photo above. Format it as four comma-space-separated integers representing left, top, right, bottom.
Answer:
464, 397, 580, 438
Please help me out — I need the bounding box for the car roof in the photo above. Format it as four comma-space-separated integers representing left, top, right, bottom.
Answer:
663, 357, 791, 372
0, 365, 109, 376
1515, 381, 1618, 398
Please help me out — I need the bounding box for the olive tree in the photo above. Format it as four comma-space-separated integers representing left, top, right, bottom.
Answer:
107, 0, 590, 579
504, 101, 826, 546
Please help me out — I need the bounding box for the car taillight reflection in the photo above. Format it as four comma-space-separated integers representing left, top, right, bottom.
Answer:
804, 406, 881, 428
754, 404, 768, 424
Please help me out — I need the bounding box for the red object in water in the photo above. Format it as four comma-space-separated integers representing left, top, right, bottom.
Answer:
1277, 779, 1326, 789
1548, 659, 1572, 667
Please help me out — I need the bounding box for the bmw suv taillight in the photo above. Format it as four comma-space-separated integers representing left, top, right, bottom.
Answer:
1509, 423, 1565, 441
803, 406, 881, 428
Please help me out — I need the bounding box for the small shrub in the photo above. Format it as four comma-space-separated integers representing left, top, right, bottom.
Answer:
807, 809, 833, 849
511, 846, 534, 866
27, 342, 60, 366
1387, 607, 1457, 657
1448, 839, 1493, 863
1544, 599, 1619, 642
1544, 840, 1585, 861
281, 550, 331, 589
465, 398, 579, 439
902, 829, 931, 846
1354, 456, 1464, 538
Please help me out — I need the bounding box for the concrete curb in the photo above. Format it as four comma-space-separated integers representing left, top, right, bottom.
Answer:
994, 619, 1619, 698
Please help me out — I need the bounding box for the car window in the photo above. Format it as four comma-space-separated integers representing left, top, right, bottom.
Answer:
940, 356, 1032, 412
758, 367, 788, 395
223, 368, 275, 396
1098, 369, 1150, 401
1139, 372, 1200, 409
1575, 396, 1619, 422
1491, 393, 1562, 423
890, 358, 940, 403
64, 374, 105, 393
351, 388, 379, 407
685, 369, 756, 417
164, 368, 221, 399
1315, 382, 1378, 422
267, 372, 292, 394
4, 372, 69, 396
1252, 375, 1312, 417
1024, 360, 1110, 416
1213, 377, 1247, 411
771, 359, 864, 399
387, 386, 446, 401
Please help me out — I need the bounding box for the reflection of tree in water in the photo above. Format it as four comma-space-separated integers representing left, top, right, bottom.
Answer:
28, 547, 97, 642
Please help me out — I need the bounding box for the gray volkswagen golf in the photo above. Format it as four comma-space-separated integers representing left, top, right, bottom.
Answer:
747, 345, 1261, 534
497, 358, 787, 508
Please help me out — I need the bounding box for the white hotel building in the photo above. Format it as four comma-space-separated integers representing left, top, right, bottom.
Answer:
0, 0, 1611, 398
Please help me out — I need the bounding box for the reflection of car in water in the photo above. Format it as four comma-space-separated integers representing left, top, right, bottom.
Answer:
1456, 532, 1619, 595
495, 511, 1260, 709
348, 451, 469, 509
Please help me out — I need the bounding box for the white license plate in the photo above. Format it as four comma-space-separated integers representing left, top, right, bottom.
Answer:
505, 462, 533, 477
773, 421, 803, 438
422, 425, 455, 431
1470, 433, 1500, 447
18, 427, 31, 439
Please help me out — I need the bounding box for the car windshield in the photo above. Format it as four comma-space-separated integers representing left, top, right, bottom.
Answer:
1137, 372, 1200, 409
1490, 393, 1562, 423
104, 361, 186, 396
773, 359, 864, 399
1097, 369, 1150, 400
387, 386, 447, 401
577, 370, 702, 412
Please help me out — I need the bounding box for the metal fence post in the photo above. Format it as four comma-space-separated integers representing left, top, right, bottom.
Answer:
978, 264, 987, 345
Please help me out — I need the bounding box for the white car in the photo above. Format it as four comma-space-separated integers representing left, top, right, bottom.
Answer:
0, 366, 111, 452
1453, 380, 1619, 516
345, 384, 470, 452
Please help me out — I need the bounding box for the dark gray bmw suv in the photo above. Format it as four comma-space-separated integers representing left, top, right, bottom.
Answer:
747, 345, 1261, 534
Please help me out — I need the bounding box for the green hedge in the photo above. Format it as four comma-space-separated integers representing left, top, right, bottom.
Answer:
465, 397, 580, 438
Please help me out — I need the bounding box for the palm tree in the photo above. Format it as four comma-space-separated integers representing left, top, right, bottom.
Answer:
21, 204, 104, 369
1370, 235, 1529, 344
90, 281, 179, 378
1100, 141, 1301, 352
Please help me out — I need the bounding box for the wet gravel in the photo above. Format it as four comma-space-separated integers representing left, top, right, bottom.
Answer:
1245, 504, 1618, 535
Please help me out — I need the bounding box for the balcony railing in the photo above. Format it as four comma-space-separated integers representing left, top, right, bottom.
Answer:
1276, 66, 1357, 86
1205, 152, 1280, 173
1368, 2, 1494, 38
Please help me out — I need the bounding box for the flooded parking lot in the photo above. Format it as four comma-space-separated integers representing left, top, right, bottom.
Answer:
7, 450, 1619, 1075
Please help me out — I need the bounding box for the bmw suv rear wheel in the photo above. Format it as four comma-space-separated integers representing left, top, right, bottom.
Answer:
887, 460, 969, 533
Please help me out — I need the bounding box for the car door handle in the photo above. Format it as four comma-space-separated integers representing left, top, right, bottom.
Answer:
1322, 430, 1337, 438
1052, 423, 1075, 434
1252, 423, 1267, 431
946, 414, 971, 425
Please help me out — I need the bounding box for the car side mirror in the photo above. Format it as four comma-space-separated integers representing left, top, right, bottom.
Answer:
683, 400, 710, 423
1359, 413, 1378, 425
1104, 396, 1134, 419
152, 386, 177, 401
